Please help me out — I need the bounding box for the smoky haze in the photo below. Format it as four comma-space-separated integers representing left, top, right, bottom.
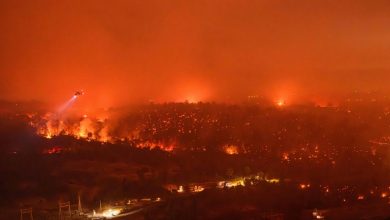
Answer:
1, 0, 390, 109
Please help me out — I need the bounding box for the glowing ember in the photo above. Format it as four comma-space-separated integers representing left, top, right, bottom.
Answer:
177, 185, 184, 193
282, 152, 289, 161
223, 145, 239, 155
225, 178, 245, 188
299, 183, 310, 189
191, 185, 205, 192
265, 178, 280, 183
42, 146, 63, 154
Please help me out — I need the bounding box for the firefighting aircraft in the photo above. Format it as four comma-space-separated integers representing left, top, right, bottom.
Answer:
74, 90, 84, 97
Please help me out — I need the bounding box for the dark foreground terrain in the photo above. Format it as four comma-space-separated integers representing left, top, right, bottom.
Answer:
2, 101, 390, 219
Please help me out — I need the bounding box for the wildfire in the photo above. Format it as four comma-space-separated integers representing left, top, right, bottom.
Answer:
42, 146, 63, 154
225, 178, 245, 188
136, 141, 175, 151
30, 113, 175, 152
45, 132, 53, 139
223, 145, 239, 155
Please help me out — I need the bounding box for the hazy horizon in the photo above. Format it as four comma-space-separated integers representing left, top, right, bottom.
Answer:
1, 0, 390, 108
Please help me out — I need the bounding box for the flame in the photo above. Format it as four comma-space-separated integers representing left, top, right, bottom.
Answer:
223, 145, 239, 155
30, 113, 175, 152
43, 146, 63, 154
177, 185, 184, 193
299, 183, 310, 189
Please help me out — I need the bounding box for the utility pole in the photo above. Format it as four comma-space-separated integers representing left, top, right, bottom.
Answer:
20, 208, 33, 220
58, 201, 71, 220
77, 194, 82, 214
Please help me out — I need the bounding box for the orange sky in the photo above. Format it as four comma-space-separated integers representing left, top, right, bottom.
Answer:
1, 0, 390, 108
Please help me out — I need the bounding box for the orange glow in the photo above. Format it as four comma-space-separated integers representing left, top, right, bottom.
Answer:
191, 185, 205, 193
136, 141, 175, 152
299, 183, 310, 189
45, 132, 53, 139
282, 152, 289, 161
171, 80, 212, 104
185, 96, 200, 104
43, 146, 63, 154
0, 1, 389, 107
276, 99, 286, 107
223, 145, 239, 155
101, 208, 121, 218
31, 114, 175, 152
177, 185, 184, 193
